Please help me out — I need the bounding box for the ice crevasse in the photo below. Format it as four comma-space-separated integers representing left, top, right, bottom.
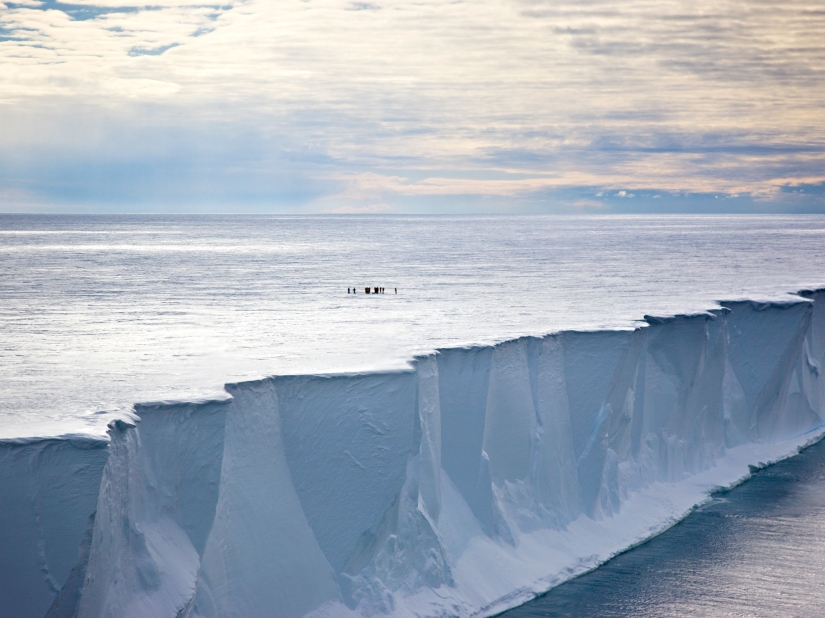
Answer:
2, 291, 825, 618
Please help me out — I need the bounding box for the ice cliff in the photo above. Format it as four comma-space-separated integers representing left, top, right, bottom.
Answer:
2, 290, 825, 618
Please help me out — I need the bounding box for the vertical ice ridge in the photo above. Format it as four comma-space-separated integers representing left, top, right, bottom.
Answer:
534, 334, 583, 527
723, 300, 813, 443
78, 394, 227, 618
275, 372, 417, 577
800, 290, 825, 419
483, 341, 538, 487
78, 398, 229, 618
193, 380, 339, 618
416, 356, 442, 524
759, 305, 813, 439
45, 513, 96, 618
437, 346, 496, 535
564, 330, 634, 517
639, 315, 715, 484
336, 357, 453, 613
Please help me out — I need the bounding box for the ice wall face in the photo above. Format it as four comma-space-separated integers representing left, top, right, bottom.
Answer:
76, 399, 228, 618
193, 381, 339, 618
3, 291, 825, 618
0, 438, 107, 618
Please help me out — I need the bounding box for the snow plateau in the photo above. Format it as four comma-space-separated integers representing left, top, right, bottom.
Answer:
2, 290, 825, 618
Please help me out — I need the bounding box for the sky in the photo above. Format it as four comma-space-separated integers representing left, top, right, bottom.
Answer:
1, 0, 824, 213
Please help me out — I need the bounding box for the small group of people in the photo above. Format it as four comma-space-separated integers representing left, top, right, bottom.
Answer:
347, 287, 397, 294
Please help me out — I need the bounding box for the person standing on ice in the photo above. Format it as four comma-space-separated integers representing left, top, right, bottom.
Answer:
394, 288, 397, 294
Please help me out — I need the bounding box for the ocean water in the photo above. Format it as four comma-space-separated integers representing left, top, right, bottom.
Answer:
2, 214, 825, 439
499, 435, 825, 618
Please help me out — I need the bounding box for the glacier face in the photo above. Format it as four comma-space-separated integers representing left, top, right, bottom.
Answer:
2, 291, 825, 618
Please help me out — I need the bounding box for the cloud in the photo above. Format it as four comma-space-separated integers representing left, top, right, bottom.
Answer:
0, 0, 823, 211
569, 198, 608, 210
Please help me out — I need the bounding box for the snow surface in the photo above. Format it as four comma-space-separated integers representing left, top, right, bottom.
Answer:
2, 286, 825, 618
3, 214, 825, 440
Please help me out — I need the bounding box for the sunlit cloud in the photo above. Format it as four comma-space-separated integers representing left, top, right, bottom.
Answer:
1, 0, 823, 211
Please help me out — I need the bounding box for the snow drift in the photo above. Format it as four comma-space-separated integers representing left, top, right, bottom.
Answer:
3, 290, 825, 618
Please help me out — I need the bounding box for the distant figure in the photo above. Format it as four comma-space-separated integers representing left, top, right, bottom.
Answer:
394, 288, 397, 294
347, 288, 350, 294
365, 287, 370, 294
373, 287, 379, 294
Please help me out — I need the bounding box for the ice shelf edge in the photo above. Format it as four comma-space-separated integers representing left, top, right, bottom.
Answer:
1, 289, 824, 618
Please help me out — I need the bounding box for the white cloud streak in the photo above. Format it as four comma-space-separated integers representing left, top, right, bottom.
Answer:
0, 0, 823, 210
